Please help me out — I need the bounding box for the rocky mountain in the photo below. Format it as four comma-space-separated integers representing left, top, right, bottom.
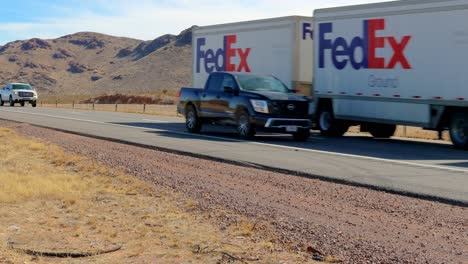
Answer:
0, 26, 196, 99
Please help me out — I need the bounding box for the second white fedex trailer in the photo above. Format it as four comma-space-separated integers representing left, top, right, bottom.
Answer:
312, 0, 468, 149
192, 16, 314, 96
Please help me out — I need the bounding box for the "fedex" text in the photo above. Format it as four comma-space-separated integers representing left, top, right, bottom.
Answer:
319, 19, 412, 70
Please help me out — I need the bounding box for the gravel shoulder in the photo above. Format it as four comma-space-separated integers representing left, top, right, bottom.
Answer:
4, 120, 467, 264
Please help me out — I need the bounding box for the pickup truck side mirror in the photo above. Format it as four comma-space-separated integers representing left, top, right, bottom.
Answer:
224, 86, 234, 94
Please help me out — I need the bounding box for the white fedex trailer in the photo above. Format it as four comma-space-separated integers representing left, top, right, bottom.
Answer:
192, 16, 314, 96
312, 0, 468, 149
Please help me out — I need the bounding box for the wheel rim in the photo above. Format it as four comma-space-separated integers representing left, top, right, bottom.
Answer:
319, 111, 332, 131
452, 118, 467, 143
238, 115, 249, 136
186, 111, 196, 129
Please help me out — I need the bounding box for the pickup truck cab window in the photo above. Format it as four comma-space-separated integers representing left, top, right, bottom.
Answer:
205, 73, 223, 91
221, 75, 236, 90
12, 84, 32, 90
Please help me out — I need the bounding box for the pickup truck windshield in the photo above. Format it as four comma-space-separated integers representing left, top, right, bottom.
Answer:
236, 75, 289, 93
12, 84, 32, 90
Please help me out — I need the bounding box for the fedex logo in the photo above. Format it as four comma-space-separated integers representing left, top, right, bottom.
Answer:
196, 35, 251, 74
319, 19, 412, 70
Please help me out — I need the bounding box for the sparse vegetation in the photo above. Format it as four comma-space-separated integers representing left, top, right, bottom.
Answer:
0, 128, 316, 263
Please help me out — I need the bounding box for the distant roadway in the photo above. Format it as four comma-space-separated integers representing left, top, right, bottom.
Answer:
1, 106, 467, 205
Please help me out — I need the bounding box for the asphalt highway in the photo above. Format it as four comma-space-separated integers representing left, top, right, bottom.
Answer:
1, 106, 467, 205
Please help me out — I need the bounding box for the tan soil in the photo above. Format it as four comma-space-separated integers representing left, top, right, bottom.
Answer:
2, 120, 467, 264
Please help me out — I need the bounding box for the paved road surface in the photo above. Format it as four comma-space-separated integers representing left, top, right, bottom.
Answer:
1, 106, 467, 205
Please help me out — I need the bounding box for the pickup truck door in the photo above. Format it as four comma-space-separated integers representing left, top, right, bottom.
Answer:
218, 74, 237, 120
200, 73, 222, 118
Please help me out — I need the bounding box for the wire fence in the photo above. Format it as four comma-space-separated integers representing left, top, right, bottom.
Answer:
39, 101, 179, 117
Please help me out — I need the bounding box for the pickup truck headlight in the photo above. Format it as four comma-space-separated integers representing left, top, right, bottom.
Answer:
13, 91, 18, 95
250, 100, 269, 114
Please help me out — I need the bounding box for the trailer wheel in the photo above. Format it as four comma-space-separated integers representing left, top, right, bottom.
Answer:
368, 124, 396, 138
185, 105, 202, 133
449, 112, 468, 150
318, 107, 348, 137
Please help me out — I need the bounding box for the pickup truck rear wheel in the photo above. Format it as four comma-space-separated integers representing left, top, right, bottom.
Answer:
185, 105, 202, 133
318, 108, 348, 137
237, 111, 256, 139
450, 112, 468, 150
0, 96, 3, 106
20, 102, 25, 107
9, 96, 14, 107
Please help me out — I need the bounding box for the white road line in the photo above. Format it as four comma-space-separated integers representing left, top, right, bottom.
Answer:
1, 108, 468, 174
142, 118, 170, 123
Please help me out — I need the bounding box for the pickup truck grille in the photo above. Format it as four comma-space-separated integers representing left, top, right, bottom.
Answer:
19, 92, 34, 97
270, 101, 308, 118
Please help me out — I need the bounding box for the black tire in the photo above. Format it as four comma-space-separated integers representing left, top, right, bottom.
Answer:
449, 112, 468, 150
32, 101, 37, 108
237, 110, 256, 139
185, 105, 202, 133
0, 96, 3, 106
293, 129, 310, 141
9, 96, 14, 107
317, 107, 349, 137
368, 124, 396, 138
20, 102, 25, 107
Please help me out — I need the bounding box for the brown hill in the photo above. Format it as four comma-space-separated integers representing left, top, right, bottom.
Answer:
0, 27, 195, 100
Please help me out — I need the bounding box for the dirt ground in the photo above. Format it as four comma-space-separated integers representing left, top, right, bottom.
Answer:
0, 126, 315, 263
1, 120, 467, 263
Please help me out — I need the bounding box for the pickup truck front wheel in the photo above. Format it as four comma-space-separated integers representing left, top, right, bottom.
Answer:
185, 105, 202, 133
9, 96, 14, 107
237, 111, 256, 139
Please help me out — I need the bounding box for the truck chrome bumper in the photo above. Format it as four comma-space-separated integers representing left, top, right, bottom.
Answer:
264, 118, 311, 129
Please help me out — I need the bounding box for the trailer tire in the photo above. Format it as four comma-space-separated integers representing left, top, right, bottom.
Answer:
318, 107, 348, 137
449, 112, 468, 150
185, 105, 202, 133
368, 124, 396, 138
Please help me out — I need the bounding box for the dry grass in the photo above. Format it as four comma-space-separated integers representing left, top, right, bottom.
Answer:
0, 127, 316, 263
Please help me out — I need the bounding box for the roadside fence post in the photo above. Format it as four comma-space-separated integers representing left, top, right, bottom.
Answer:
403, 126, 407, 137
56, 100, 58, 108
72, 101, 74, 109
115, 104, 118, 112
143, 104, 146, 113
93, 103, 95, 110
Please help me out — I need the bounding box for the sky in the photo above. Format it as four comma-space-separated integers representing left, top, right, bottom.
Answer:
0, 0, 392, 45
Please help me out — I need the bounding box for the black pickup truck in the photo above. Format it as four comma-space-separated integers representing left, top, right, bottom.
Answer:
177, 72, 311, 141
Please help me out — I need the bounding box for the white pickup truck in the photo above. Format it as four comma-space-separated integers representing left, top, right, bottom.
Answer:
0, 83, 38, 107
